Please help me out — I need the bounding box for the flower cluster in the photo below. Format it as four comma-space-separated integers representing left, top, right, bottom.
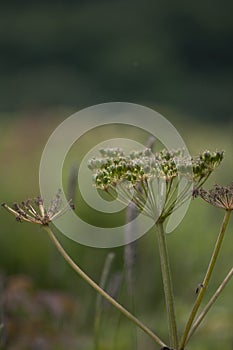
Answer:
88, 147, 223, 221
199, 183, 233, 210
2, 190, 74, 225
192, 150, 224, 186
88, 148, 189, 188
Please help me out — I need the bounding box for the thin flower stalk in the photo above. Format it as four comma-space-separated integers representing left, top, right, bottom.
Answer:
156, 222, 178, 349
161, 179, 191, 220
187, 265, 233, 343
2, 194, 167, 348
179, 210, 232, 350
43, 225, 167, 348
89, 147, 224, 350
180, 183, 233, 348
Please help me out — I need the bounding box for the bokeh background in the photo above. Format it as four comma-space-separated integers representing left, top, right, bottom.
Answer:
0, 1, 233, 349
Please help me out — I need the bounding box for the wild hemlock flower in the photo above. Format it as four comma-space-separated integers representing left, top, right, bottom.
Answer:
88, 148, 223, 221
2, 190, 74, 225
192, 150, 224, 186
199, 183, 233, 210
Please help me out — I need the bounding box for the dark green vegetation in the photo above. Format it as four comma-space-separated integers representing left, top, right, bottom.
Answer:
0, 115, 232, 349
0, 0, 233, 121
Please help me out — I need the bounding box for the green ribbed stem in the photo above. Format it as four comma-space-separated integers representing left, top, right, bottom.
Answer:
156, 222, 178, 349
187, 265, 233, 343
179, 210, 231, 350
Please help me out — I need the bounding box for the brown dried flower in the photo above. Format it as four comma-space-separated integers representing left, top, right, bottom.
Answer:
2, 190, 74, 225
199, 183, 233, 210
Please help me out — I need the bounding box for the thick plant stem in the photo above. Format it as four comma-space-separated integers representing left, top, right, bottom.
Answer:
156, 222, 178, 349
43, 225, 167, 348
187, 265, 233, 343
179, 210, 231, 350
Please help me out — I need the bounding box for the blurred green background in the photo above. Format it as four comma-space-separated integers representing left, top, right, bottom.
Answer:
0, 1, 233, 349
1, 0, 233, 120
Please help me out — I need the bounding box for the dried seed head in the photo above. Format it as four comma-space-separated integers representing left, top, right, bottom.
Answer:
2, 191, 74, 226
199, 183, 233, 210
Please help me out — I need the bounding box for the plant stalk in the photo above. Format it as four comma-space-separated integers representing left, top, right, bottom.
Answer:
179, 210, 231, 350
187, 265, 233, 342
43, 225, 167, 348
156, 222, 178, 349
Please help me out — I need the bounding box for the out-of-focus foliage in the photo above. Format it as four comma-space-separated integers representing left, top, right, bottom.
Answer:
0, 0, 233, 121
0, 275, 83, 350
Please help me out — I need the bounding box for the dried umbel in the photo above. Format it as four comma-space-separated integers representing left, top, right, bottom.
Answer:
2, 190, 74, 226
88, 148, 224, 221
199, 183, 233, 210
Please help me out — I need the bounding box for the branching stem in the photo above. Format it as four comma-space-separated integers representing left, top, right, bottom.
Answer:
43, 225, 167, 348
187, 265, 233, 342
179, 210, 231, 350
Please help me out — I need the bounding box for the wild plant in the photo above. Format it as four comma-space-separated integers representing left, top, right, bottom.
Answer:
2, 147, 232, 350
